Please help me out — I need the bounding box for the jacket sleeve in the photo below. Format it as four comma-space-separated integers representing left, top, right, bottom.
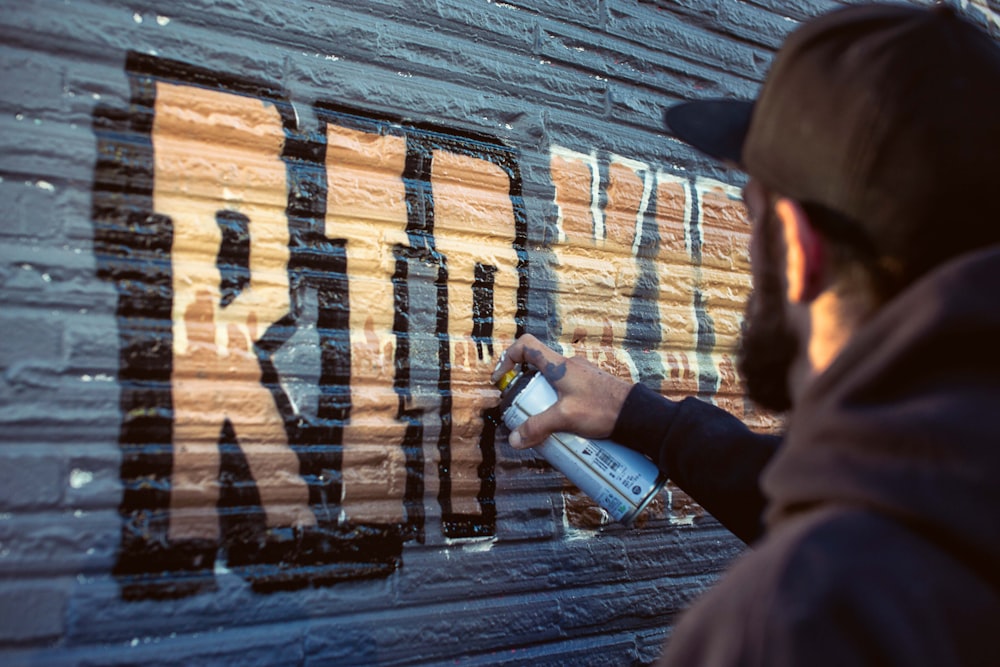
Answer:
610, 383, 781, 544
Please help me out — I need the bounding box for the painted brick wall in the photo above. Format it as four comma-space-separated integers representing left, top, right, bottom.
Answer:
2, 0, 993, 664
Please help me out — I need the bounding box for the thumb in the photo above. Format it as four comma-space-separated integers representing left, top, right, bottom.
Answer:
510, 405, 566, 449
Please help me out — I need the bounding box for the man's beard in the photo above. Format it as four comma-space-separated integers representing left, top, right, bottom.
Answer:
737, 210, 798, 413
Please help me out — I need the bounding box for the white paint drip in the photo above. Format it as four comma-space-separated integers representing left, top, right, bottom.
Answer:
70, 469, 94, 489
441, 535, 496, 553
609, 153, 653, 257
656, 169, 693, 255
550, 145, 599, 245
80, 373, 113, 383
214, 556, 230, 575
692, 176, 742, 260
588, 150, 603, 242
691, 177, 744, 407
561, 505, 608, 541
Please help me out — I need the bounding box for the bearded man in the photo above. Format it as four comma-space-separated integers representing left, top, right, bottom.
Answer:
492, 4, 1000, 665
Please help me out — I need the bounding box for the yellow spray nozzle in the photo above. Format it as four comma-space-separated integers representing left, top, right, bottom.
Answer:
497, 368, 519, 392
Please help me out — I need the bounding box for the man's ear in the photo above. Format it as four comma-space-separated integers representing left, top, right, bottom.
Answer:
774, 197, 825, 303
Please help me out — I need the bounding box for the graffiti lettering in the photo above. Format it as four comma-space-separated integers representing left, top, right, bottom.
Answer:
326, 124, 411, 525
93, 51, 754, 597
155, 82, 314, 542
549, 146, 646, 380
546, 153, 756, 528
94, 54, 527, 598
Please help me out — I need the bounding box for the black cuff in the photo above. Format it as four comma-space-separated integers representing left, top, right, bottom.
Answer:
610, 383, 681, 472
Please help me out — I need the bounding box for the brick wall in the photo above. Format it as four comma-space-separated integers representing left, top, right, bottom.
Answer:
3, 0, 989, 664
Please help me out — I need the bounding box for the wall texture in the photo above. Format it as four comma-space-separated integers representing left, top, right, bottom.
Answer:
2, 0, 994, 664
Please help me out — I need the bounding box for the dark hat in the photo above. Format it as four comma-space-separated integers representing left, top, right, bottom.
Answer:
665, 3, 1000, 280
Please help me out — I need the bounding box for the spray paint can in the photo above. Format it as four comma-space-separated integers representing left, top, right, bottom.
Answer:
496, 367, 667, 525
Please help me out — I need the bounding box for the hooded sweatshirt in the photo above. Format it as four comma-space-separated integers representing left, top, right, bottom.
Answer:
612, 246, 1000, 666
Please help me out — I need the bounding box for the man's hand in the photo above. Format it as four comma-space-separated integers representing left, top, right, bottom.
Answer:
490, 334, 633, 449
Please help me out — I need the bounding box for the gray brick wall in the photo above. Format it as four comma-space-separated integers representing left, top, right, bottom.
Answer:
2, 0, 989, 665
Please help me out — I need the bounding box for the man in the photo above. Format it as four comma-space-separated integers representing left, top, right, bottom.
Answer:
491, 3, 1000, 665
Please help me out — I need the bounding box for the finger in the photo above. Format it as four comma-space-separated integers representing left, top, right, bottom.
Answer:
491, 334, 568, 385
490, 334, 535, 381
490, 347, 513, 384
491, 334, 553, 382
511, 404, 567, 449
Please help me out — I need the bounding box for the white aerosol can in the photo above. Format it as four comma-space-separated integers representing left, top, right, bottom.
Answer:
497, 367, 667, 525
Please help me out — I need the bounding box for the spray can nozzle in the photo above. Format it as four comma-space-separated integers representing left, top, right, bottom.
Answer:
496, 367, 521, 392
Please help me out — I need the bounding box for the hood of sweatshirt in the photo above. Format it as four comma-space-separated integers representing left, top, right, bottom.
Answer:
761, 245, 1000, 577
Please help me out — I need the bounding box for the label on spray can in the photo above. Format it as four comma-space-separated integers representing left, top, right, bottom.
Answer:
497, 368, 667, 525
